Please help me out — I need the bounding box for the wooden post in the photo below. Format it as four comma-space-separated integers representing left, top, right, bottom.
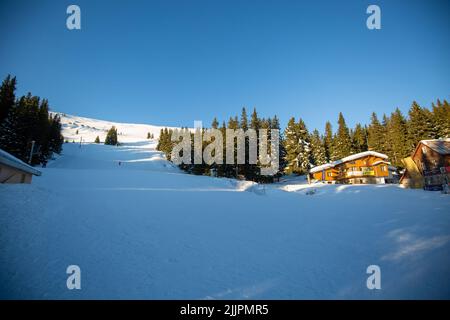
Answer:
28, 140, 35, 164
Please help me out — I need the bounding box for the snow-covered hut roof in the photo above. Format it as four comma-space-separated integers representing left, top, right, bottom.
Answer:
420, 138, 450, 155
309, 151, 389, 174
0, 148, 42, 176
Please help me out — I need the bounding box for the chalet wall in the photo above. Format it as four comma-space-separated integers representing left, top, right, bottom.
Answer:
413, 143, 450, 174
0, 163, 33, 184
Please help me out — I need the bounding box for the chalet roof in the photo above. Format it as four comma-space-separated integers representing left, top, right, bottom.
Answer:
309, 151, 389, 174
0, 148, 42, 176
372, 160, 391, 166
309, 163, 335, 173
420, 138, 450, 155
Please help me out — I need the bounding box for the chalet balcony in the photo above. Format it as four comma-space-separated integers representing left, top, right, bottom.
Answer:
339, 168, 376, 178
345, 171, 363, 177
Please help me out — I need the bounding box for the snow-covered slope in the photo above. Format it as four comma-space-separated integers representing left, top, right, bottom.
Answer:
53, 112, 181, 143
1, 114, 449, 299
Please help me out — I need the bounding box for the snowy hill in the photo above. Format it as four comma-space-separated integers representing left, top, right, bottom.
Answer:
1, 113, 450, 299
53, 112, 183, 143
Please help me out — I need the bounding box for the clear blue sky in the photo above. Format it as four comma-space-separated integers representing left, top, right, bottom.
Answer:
0, 0, 449, 131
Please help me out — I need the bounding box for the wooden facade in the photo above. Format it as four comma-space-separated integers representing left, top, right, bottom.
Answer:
310, 151, 394, 184
400, 139, 450, 191
0, 148, 41, 184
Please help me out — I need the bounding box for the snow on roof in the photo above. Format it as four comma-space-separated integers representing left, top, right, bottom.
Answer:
372, 160, 391, 166
0, 148, 42, 176
309, 151, 389, 173
309, 163, 335, 173
420, 138, 450, 155
339, 151, 388, 163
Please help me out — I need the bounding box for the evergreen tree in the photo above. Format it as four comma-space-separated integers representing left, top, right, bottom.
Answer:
367, 112, 385, 152
432, 99, 450, 138
227, 116, 239, 129
332, 113, 352, 159
407, 101, 435, 148
0, 74, 16, 124
156, 129, 164, 150
48, 114, 64, 155
240, 107, 248, 130
104, 126, 118, 145
323, 121, 333, 161
0, 75, 63, 164
386, 108, 409, 167
0, 103, 21, 157
283, 117, 311, 175
310, 129, 327, 165
211, 117, 219, 129
250, 108, 259, 131
351, 123, 368, 153
272, 115, 280, 130
95, 136, 100, 143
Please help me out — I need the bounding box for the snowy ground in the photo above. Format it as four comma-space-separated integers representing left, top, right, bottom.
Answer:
1, 116, 449, 299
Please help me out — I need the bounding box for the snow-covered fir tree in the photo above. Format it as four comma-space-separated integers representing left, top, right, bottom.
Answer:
283, 117, 311, 175
310, 129, 327, 166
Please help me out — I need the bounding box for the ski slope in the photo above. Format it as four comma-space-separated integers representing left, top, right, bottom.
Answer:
1, 115, 449, 299
53, 112, 184, 143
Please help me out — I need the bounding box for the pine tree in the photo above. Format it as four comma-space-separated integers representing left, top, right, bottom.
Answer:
36, 99, 51, 163
271, 115, 280, 130
332, 113, 352, 159
250, 108, 259, 131
310, 129, 327, 166
386, 108, 409, 167
0, 76, 63, 164
95, 136, 100, 143
156, 129, 164, 150
323, 121, 333, 161
432, 99, 450, 138
367, 112, 385, 152
104, 126, 118, 145
351, 123, 368, 153
0, 104, 21, 157
283, 117, 311, 175
48, 114, 64, 155
0, 74, 16, 124
407, 101, 434, 149
211, 117, 219, 129
240, 107, 248, 130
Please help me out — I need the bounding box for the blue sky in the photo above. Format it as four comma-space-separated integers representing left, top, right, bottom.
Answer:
0, 0, 449, 131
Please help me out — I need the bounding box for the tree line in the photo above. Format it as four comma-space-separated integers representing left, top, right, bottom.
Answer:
0, 75, 64, 166
157, 100, 449, 179
157, 107, 285, 182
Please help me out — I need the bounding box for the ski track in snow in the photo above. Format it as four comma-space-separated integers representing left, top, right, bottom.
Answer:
1, 113, 450, 299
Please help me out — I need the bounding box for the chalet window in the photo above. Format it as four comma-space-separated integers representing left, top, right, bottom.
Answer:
327, 172, 332, 177
381, 165, 386, 172
422, 146, 427, 154
422, 162, 427, 171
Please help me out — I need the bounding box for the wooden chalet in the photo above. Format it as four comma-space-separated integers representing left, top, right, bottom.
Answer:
309, 151, 396, 184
